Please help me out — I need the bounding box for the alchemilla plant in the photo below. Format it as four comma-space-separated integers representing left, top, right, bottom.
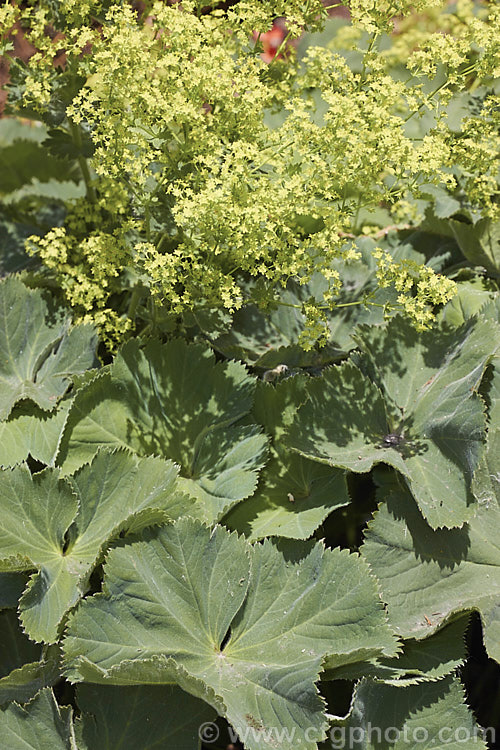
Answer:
0, 0, 499, 748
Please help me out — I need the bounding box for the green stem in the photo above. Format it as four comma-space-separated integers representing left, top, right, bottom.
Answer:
359, 31, 380, 85
352, 194, 362, 232
155, 233, 170, 253
404, 63, 478, 124
68, 119, 96, 203
145, 204, 152, 243
265, 29, 293, 68
127, 284, 144, 322
149, 296, 157, 336
277, 297, 387, 311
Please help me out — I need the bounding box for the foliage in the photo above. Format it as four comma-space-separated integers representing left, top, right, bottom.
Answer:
1, 1, 500, 749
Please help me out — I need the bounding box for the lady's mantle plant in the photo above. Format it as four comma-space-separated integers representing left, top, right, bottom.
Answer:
0, 1, 500, 749
3, 0, 493, 343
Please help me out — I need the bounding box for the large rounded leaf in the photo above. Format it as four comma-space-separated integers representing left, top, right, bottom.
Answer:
361, 465, 500, 662
286, 315, 498, 528
329, 676, 487, 750
76, 684, 215, 750
0, 610, 60, 705
0, 449, 182, 642
0, 689, 75, 750
63, 518, 397, 750
225, 377, 349, 539
57, 339, 268, 522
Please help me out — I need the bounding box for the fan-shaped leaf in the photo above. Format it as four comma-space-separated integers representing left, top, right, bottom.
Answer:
0, 401, 70, 468
0, 610, 60, 705
0, 449, 183, 642
63, 518, 397, 750
439, 281, 497, 328
286, 316, 498, 528
0, 688, 75, 750
329, 676, 487, 750
225, 378, 349, 539
76, 684, 214, 750
361, 466, 500, 662
326, 616, 468, 686
0, 278, 98, 420
0, 131, 79, 195
57, 339, 268, 522
450, 218, 500, 276
3, 178, 85, 204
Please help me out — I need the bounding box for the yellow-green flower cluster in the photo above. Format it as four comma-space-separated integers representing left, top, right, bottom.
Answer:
374, 250, 456, 329
8, 0, 499, 345
347, 0, 444, 34
26, 182, 134, 344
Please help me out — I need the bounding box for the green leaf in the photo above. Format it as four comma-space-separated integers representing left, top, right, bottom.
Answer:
0, 688, 76, 750
0, 401, 70, 468
439, 281, 498, 328
0, 216, 38, 275
0, 449, 183, 643
286, 316, 498, 528
450, 218, 500, 276
329, 676, 487, 750
63, 518, 397, 750
2, 179, 85, 205
57, 339, 268, 522
286, 359, 399, 470
176, 424, 268, 522
0, 278, 98, 420
472, 427, 500, 510
361, 468, 500, 662
0, 119, 47, 148
476, 295, 500, 428
0, 129, 79, 195
76, 684, 215, 750
225, 378, 349, 539
420, 184, 461, 219
325, 616, 468, 686
210, 287, 340, 370
0, 610, 60, 705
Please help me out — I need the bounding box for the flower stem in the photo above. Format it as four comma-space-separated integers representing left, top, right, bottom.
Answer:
68, 119, 96, 203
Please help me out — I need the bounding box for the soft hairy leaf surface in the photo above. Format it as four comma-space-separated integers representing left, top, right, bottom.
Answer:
0, 610, 60, 705
0, 120, 79, 196
439, 281, 497, 328
57, 339, 267, 522
361, 469, 500, 662
329, 676, 486, 750
0, 278, 97, 420
286, 316, 498, 528
0, 688, 75, 750
225, 378, 349, 539
63, 518, 397, 750
450, 218, 500, 276
2, 179, 85, 205
477, 295, 500, 428
326, 616, 468, 686
76, 684, 214, 750
0, 401, 70, 468
0, 449, 182, 642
